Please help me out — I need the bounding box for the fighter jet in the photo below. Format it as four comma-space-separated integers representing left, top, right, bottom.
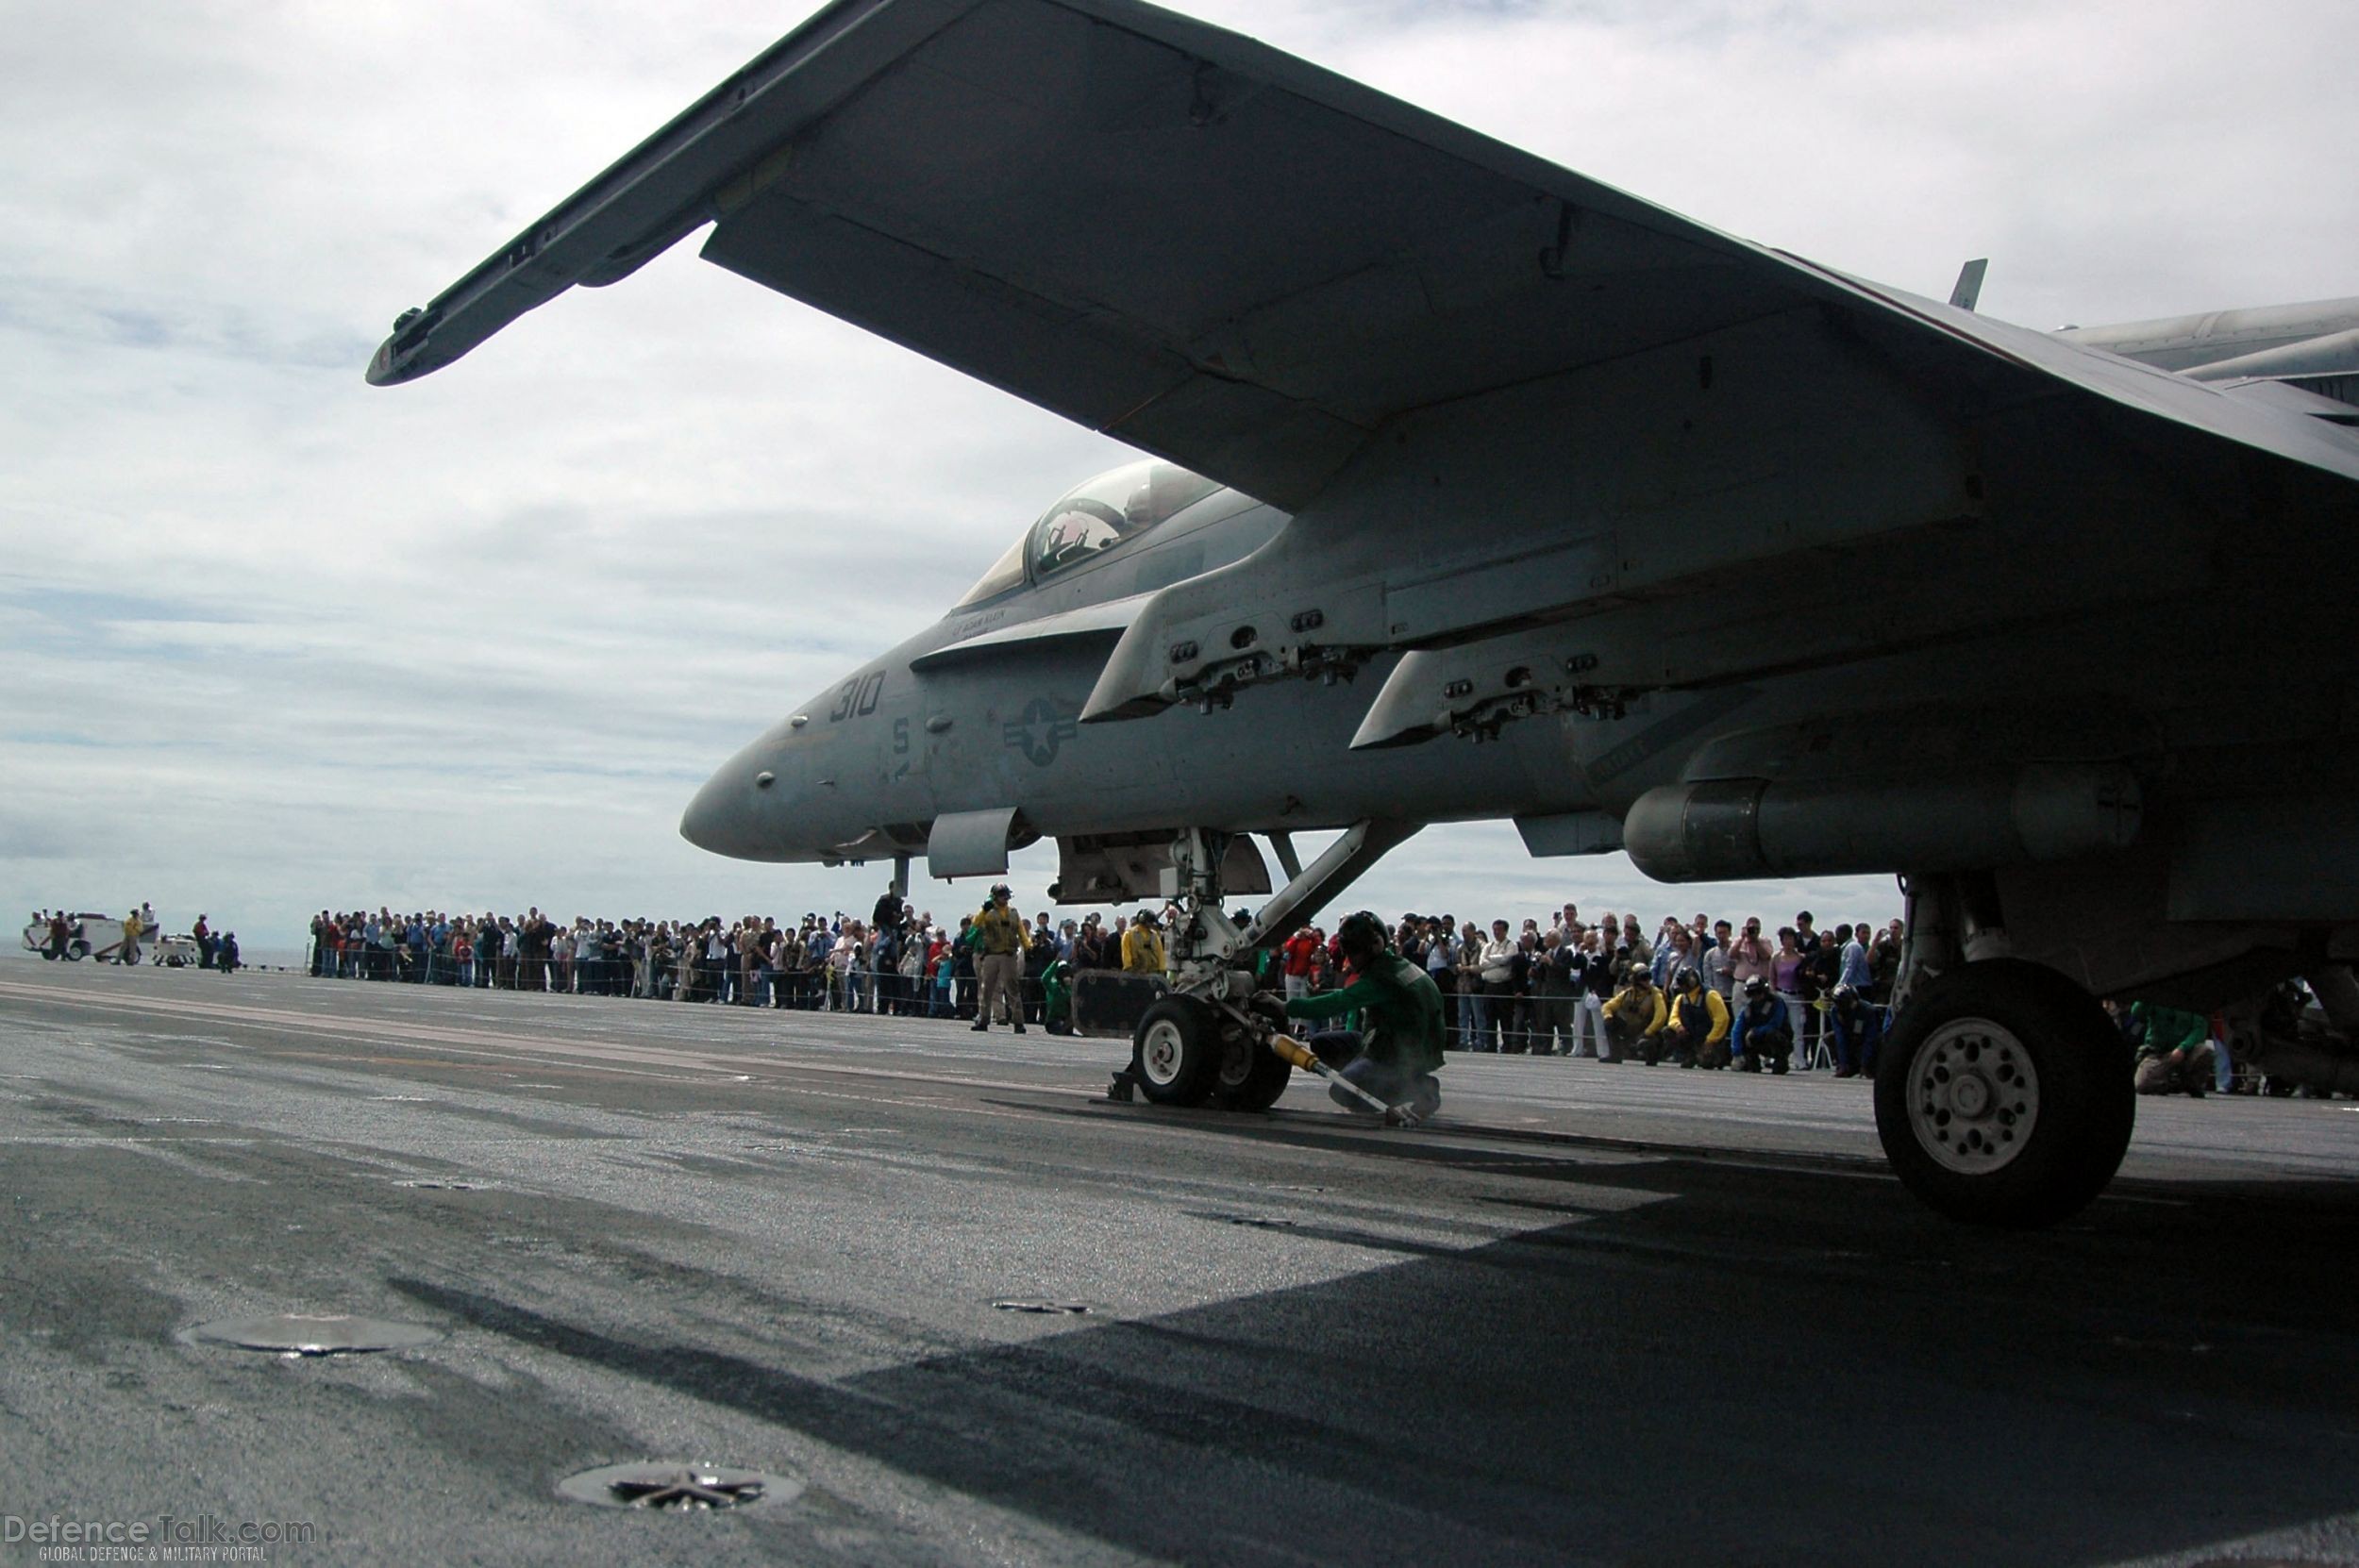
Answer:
370, 0, 2359, 1226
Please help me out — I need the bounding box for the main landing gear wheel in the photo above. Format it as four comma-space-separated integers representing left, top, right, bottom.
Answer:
1213, 1020, 1293, 1111
1132, 997, 1222, 1107
1874, 959, 2134, 1228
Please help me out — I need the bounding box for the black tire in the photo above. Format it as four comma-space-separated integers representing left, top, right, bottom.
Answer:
1213, 1021, 1293, 1111
67, 941, 89, 961
40, 948, 58, 961
1132, 997, 1221, 1107
1874, 959, 2134, 1228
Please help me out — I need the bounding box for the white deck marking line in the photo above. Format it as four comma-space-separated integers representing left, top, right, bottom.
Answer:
0, 981, 1108, 1100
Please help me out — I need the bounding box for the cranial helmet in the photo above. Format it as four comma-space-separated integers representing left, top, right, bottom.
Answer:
1673, 964, 1700, 991
1336, 909, 1390, 959
1743, 976, 1768, 997
1832, 983, 1859, 1005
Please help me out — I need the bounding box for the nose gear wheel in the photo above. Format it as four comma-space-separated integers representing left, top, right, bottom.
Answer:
1132, 997, 1221, 1106
1213, 1022, 1293, 1110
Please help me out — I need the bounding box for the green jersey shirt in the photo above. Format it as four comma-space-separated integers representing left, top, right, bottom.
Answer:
1282, 952, 1447, 1075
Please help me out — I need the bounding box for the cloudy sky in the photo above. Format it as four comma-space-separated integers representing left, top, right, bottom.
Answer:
5, 0, 2354, 957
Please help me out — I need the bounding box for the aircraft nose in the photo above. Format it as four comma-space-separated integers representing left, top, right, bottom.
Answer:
680, 750, 780, 859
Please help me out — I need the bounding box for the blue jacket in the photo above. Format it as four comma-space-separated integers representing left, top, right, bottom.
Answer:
1732, 996, 1791, 1057
1828, 1001, 1882, 1058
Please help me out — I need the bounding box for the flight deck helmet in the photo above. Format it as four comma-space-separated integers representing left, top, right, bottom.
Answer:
1336, 909, 1390, 964
1672, 963, 1701, 993
1832, 982, 1859, 1007
1743, 976, 1769, 999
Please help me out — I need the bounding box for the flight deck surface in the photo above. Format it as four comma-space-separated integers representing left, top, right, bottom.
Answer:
3, 961, 2355, 1566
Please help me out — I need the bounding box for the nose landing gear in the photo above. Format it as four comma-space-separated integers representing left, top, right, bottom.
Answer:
1122, 993, 1297, 1111
1117, 820, 1423, 1119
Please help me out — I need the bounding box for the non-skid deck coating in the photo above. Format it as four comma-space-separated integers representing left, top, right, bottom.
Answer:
2, 960, 2355, 1567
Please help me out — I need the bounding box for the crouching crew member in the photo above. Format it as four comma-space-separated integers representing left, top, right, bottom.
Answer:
1660, 964, 1732, 1069
1825, 983, 1882, 1078
2129, 999, 2215, 1097
1601, 965, 1666, 1065
1279, 910, 1445, 1119
1040, 954, 1074, 1035
1732, 976, 1795, 1074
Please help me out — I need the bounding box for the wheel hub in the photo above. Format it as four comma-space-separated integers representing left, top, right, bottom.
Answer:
1215, 1034, 1252, 1089
1908, 1017, 2039, 1176
1139, 1019, 1185, 1086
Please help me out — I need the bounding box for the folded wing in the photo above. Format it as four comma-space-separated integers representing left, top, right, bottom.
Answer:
372, 0, 2359, 517
370, 0, 1890, 508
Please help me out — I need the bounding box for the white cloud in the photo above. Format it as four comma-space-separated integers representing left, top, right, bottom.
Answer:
4, 0, 2349, 951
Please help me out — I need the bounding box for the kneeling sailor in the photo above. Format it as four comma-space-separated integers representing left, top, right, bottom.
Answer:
1279, 910, 1446, 1119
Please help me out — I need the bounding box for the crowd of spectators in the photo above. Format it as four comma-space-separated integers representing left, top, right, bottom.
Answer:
1355, 905, 1901, 1074
304, 897, 1901, 1070
307, 895, 1146, 1026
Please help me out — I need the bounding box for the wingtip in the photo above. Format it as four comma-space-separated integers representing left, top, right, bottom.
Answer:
364, 308, 437, 387
363, 338, 404, 387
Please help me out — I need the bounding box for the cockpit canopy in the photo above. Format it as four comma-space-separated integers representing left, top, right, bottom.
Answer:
954, 459, 1222, 608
